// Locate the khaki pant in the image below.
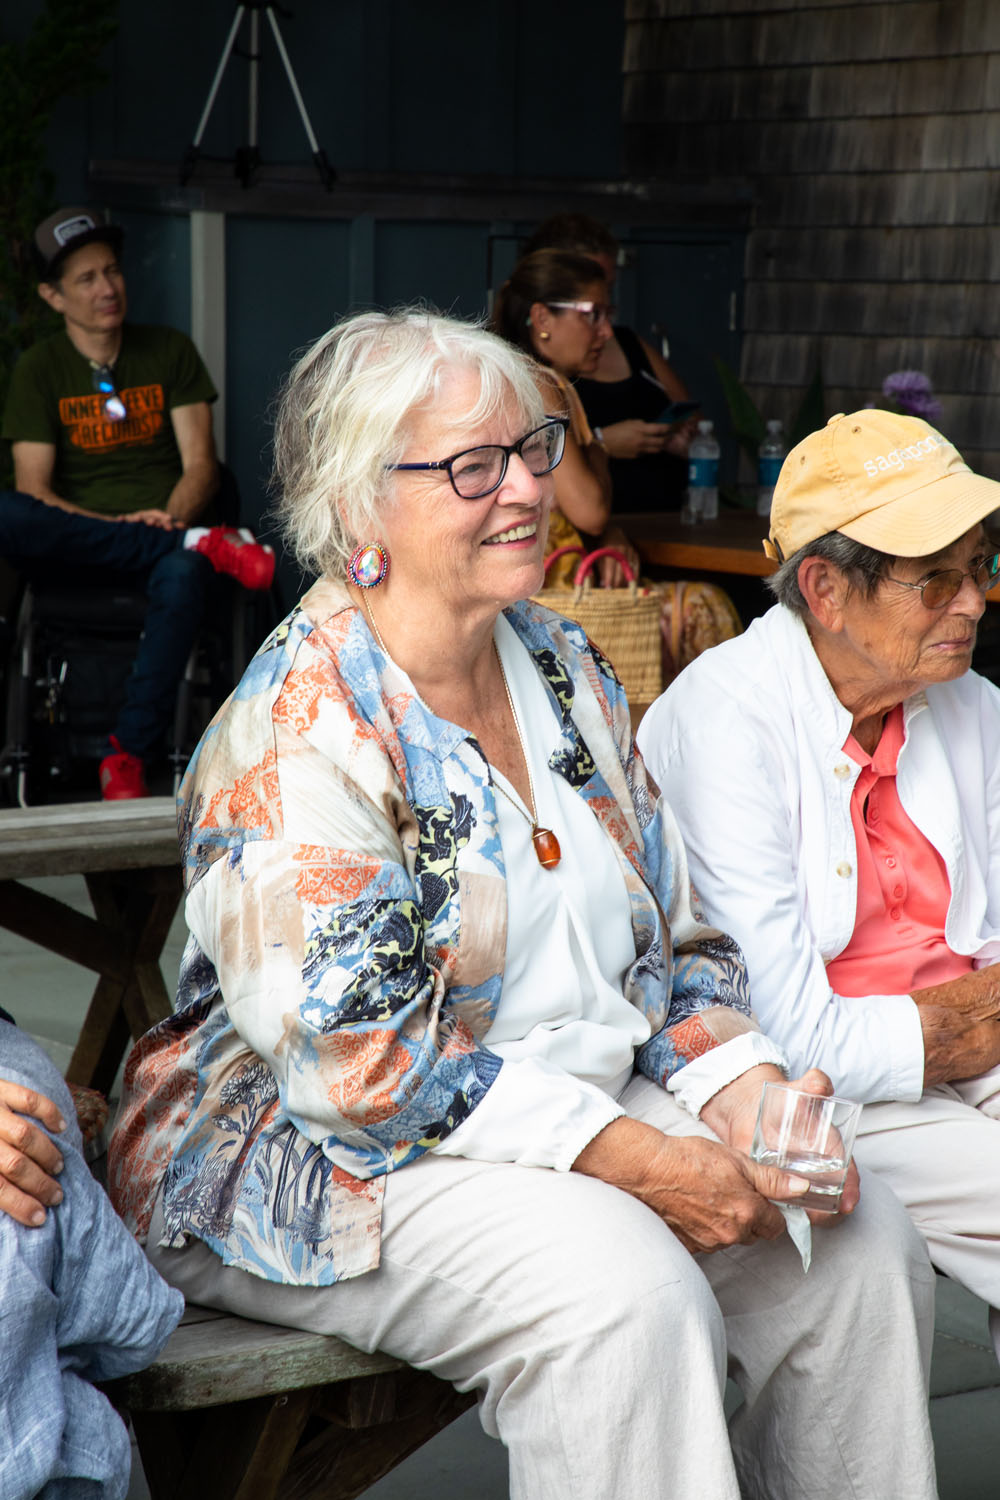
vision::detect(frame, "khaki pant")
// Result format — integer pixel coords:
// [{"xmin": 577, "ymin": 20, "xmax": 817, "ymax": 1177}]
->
[
  {"xmin": 856, "ymin": 1081, "xmax": 1000, "ymax": 1310},
  {"xmin": 148, "ymin": 1075, "xmax": 938, "ymax": 1500}
]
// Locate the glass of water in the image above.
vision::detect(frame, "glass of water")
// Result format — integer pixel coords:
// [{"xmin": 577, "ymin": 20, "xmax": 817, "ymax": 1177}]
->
[{"xmin": 750, "ymin": 1083, "xmax": 863, "ymax": 1213}]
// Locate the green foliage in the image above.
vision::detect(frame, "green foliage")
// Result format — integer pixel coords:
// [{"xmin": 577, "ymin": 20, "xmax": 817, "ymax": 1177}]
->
[
  {"xmin": 789, "ymin": 364, "xmax": 826, "ymax": 449},
  {"xmin": 714, "ymin": 355, "xmax": 766, "ymax": 467},
  {"xmin": 0, "ymin": 0, "xmax": 119, "ymax": 477},
  {"xmin": 713, "ymin": 355, "xmax": 826, "ymax": 461}
]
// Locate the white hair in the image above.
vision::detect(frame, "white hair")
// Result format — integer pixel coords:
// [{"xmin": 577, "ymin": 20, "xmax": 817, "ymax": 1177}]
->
[{"xmin": 272, "ymin": 307, "xmax": 547, "ymax": 578}]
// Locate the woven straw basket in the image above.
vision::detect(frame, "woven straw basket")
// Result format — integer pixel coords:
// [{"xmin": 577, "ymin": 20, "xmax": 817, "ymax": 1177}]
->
[{"xmin": 531, "ymin": 545, "xmax": 663, "ymax": 704}]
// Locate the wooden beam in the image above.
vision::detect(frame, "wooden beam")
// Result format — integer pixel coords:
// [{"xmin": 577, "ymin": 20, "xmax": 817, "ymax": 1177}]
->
[
  {"xmin": 0, "ymin": 881, "xmax": 127, "ymax": 978},
  {"xmin": 190, "ymin": 210, "xmax": 227, "ymax": 461}
]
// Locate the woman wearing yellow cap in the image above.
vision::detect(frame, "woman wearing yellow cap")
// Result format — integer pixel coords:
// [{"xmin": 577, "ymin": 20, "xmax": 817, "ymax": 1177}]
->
[{"xmin": 640, "ymin": 407, "xmax": 1000, "ymax": 1360}]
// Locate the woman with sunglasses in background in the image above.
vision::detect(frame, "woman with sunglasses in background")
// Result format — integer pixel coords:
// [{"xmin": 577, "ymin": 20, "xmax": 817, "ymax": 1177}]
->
[
  {"xmin": 494, "ymin": 249, "xmax": 742, "ymax": 676},
  {"xmin": 108, "ymin": 311, "xmax": 939, "ymax": 1500},
  {"xmin": 522, "ymin": 213, "xmax": 698, "ymax": 515},
  {"xmin": 492, "ymin": 248, "xmax": 627, "ymax": 584}
]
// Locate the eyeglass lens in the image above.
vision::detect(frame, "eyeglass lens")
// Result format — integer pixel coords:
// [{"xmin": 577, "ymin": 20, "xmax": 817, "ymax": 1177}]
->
[
  {"xmin": 922, "ymin": 554, "xmax": 1000, "ymax": 607},
  {"xmin": 450, "ymin": 423, "xmax": 565, "ymax": 499},
  {"xmin": 547, "ymin": 301, "xmax": 613, "ymax": 327}
]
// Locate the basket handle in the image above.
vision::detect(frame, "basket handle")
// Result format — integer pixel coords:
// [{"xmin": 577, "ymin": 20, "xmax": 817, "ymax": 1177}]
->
[
  {"xmin": 543, "ymin": 544, "xmax": 585, "ymax": 575},
  {"xmin": 573, "ymin": 547, "xmax": 636, "ymax": 587}
]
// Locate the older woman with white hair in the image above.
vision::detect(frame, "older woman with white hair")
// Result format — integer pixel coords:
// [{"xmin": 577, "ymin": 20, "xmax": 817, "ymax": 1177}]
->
[{"xmin": 110, "ymin": 313, "xmax": 938, "ymax": 1500}]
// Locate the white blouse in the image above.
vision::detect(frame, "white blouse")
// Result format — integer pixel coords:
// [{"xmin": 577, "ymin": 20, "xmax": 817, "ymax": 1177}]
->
[
  {"xmin": 429, "ymin": 616, "xmax": 783, "ymax": 1170},
  {"xmin": 434, "ymin": 615, "xmax": 644, "ymax": 1166}
]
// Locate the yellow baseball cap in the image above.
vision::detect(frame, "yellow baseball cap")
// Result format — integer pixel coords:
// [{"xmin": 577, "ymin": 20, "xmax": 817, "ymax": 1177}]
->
[{"xmin": 764, "ymin": 409, "xmax": 1000, "ymax": 561}]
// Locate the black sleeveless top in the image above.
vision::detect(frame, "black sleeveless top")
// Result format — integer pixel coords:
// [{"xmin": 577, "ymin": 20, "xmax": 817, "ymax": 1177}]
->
[{"xmin": 574, "ymin": 326, "xmax": 687, "ymax": 513}]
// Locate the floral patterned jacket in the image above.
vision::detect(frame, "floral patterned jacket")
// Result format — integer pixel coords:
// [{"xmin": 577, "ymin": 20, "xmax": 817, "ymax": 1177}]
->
[{"xmin": 109, "ymin": 577, "xmax": 755, "ymax": 1285}]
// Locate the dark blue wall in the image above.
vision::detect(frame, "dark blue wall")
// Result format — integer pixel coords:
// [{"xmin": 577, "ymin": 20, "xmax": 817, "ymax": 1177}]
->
[
  {"xmin": 12, "ymin": 2, "xmax": 745, "ymax": 606},
  {"xmin": 35, "ymin": 1, "xmax": 625, "ymax": 195}
]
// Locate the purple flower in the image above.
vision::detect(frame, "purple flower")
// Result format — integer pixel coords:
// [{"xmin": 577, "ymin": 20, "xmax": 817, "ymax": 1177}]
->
[{"xmin": 881, "ymin": 370, "xmax": 942, "ymax": 422}]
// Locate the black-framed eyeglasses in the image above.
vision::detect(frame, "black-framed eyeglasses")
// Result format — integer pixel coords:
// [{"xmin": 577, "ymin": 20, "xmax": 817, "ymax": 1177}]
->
[
  {"xmin": 885, "ymin": 551, "xmax": 1000, "ymax": 609},
  {"xmin": 91, "ymin": 363, "xmax": 127, "ymax": 422},
  {"xmin": 544, "ymin": 300, "xmax": 616, "ymax": 327},
  {"xmin": 389, "ymin": 417, "xmax": 568, "ymax": 500}
]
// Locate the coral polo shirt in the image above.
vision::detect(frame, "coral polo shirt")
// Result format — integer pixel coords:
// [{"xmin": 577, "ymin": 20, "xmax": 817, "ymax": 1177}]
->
[{"xmin": 825, "ymin": 704, "xmax": 974, "ymax": 998}]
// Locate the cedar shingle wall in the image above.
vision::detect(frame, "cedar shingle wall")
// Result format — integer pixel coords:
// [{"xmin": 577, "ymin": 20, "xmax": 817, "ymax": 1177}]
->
[{"xmin": 624, "ymin": 0, "xmax": 1000, "ymax": 474}]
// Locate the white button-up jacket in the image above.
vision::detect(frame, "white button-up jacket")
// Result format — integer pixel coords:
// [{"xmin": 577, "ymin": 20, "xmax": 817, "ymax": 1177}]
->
[{"xmin": 638, "ymin": 603, "xmax": 1000, "ymax": 1103}]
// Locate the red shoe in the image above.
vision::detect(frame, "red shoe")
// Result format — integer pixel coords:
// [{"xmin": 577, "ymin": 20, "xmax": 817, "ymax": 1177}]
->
[
  {"xmin": 190, "ymin": 526, "xmax": 275, "ymax": 591},
  {"xmin": 99, "ymin": 737, "xmax": 149, "ymax": 800}
]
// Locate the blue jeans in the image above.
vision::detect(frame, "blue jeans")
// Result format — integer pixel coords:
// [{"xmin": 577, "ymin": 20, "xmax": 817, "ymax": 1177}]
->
[{"xmin": 0, "ymin": 490, "xmax": 212, "ymax": 758}]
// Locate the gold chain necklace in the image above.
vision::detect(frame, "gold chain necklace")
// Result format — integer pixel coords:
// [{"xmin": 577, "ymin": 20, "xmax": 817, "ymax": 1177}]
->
[
  {"xmin": 493, "ymin": 644, "xmax": 561, "ymax": 871},
  {"xmin": 361, "ymin": 591, "xmax": 391, "ymax": 656},
  {"xmin": 362, "ymin": 594, "xmax": 560, "ymax": 871}
]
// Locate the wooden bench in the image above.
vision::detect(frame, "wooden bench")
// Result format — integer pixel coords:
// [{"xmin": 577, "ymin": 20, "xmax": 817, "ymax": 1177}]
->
[
  {"xmin": 102, "ymin": 1303, "xmax": 476, "ymax": 1500},
  {"xmin": 0, "ymin": 797, "xmax": 182, "ymax": 1093}
]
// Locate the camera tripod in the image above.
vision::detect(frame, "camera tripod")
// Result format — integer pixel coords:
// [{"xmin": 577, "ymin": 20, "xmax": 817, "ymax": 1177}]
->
[{"xmin": 180, "ymin": 3, "xmax": 334, "ymax": 189}]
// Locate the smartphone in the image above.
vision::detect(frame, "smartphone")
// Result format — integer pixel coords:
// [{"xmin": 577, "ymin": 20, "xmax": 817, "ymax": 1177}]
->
[{"xmin": 657, "ymin": 400, "xmax": 700, "ymax": 424}]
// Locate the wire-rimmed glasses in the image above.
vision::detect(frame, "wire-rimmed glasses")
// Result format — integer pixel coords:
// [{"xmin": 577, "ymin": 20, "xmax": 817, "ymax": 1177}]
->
[
  {"xmin": 389, "ymin": 417, "xmax": 568, "ymax": 500},
  {"xmin": 885, "ymin": 551, "xmax": 1000, "ymax": 608},
  {"xmin": 91, "ymin": 364, "xmax": 127, "ymax": 422}
]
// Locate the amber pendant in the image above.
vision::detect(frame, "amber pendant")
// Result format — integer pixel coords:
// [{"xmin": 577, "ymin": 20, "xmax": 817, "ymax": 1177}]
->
[{"xmin": 532, "ymin": 825, "xmax": 562, "ymax": 869}]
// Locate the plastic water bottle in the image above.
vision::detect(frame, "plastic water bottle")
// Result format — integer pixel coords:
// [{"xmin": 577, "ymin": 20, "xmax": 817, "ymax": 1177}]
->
[
  {"xmin": 683, "ymin": 420, "xmax": 720, "ymax": 523},
  {"xmin": 757, "ymin": 418, "xmax": 786, "ymax": 517}
]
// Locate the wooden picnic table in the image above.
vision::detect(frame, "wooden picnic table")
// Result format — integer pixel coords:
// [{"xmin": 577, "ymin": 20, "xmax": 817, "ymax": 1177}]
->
[
  {"xmin": 620, "ymin": 508, "xmax": 776, "ymax": 577},
  {"xmin": 0, "ymin": 797, "xmax": 181, "ymax": 1093}
]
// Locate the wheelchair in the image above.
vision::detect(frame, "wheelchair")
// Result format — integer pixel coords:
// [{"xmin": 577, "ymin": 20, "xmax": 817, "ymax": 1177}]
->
[
  {"xmin": 0, "ymin": 479, "xmax": 279, "ymax": 807},
  {"xmin": 0, "ymin": 566, "xmax": 273, "ymax": 807}
]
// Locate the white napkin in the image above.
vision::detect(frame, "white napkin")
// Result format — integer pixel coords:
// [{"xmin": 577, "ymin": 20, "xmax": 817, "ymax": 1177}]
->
[{"xmin": 778, "ymin": 1203, "xmax": 812, "ymax": 1272}]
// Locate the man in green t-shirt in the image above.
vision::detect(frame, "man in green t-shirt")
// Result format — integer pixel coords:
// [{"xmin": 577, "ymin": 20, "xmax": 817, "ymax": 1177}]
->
[{"xmin": 1, "ymin": 206, "xmax": 274, "ymax": 799}]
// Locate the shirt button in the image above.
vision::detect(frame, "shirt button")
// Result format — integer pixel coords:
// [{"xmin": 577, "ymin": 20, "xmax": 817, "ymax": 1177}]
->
[
  {"xmin": 885, "ymin": 856, "xmax": 897, "ymax": 868},
  {"xmin": 834, "ymin": 762, "xmax": 851, "ymax": 778},
  {"xmin": 893, "ymin": 885, "xmax": 904, "ymax": 899},
  {"xmin": 836, "ymin": 861, "xmax": 853, "ymax": 878},
  {"xmin": 890, "ymin": 907, "xmax": 901, "ymax": 920}
]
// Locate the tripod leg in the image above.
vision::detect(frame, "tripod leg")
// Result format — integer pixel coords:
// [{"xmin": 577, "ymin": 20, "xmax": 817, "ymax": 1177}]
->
[
  {"xmin": 181, "ymin": 4, "xmax": 246, "ymax": 183},
  {"xmin": 265, "ymin": 6, "xmax": 336, "ymax": 187},
  {"xmin": 236, "ymin": 5, "xmax": 261, "ymax": 185}
]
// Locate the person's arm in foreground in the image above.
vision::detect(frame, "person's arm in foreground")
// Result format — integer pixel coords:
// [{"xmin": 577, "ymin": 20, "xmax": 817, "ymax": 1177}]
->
[
  {"xmin": 912, "ymin": 967, "xmax": 1000, "ymax": 1085},
  {"xmin": 0, "ymin": 1077, "xmax": 67, "ymax": 1227},
  {"xmin": 573, "ymin": 1064, "xmax": 859, "ymax": 1253}
]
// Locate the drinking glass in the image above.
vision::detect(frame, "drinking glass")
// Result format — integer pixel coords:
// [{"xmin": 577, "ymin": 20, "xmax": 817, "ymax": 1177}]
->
[{"xmin": 749, "ymin": 1082, "xmax": 862, "ymax": 1213}]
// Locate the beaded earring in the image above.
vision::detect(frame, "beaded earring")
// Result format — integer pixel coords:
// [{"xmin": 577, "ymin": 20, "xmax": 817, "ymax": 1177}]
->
[{"xmin": 348, "ymin": 541, "xmax": 390, "ymax": 589}]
